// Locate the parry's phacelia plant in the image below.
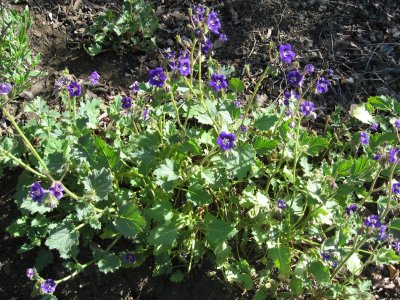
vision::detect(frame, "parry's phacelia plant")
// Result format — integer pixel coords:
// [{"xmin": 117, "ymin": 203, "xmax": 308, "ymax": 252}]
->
[
  {"xmin": 316, "ymin": 77, "xmax": 330, "ymax": 94},
  {"xmin": 41, "ymin": 279, "xmax": 56, "ymax": 294},
  {"xmin": 389, "ymin": 147, "xmax": 400, "ymax": 163},
  {"xmin": 369, "ymin": 122, "xmax": 379, "ymax": 132},
  {"xmin": 201, "ymin": 38, "xmax": 213, "ymax": 54},
  {"xmin": 207, "ymin": 11, "xmax": 221, "ymax": 34},
  {"xmin": 277, "ymin": 199, "xmax": 286, "ymax": 209},
  {"xmin": 67, "ymin": 81, "xmax": 82, "ymax": 97},
  {"xmin": 395, "ymin": 119, "xmax": 400, "ymax": 129},
  {"xmin": 149, "ymin": 67, "xmax": 167, "ymax": 88},
  {"xmin": 304, "ymin": 64, "xmax": 315, "ymax": 73},
  {"xmin": 179, "ymin": 58, "xmax": 191, "ymax": 76},
  {"xmin": 392, "ymin": 182, "xmax": 400, "ymax": 194},
  {"xmin": 29, "ymin": 182, "xmax": 46, "ymax": 204},
  {"xmin": 219, "ymin": 33, "xmax": 228, "ymax": 43},
  {"xmin": 279, "ymin": 44, "xmax": 296, "ymax": 64},
  {"xmin": 131, "ymin": 81, "xmax": 140, "ymax": 94},
  {"xmin": 209, "ymin": 73, "xmax": 228, "ymax": 92},
  {"xmin": 0, "ymin": 82, "xmax": 12, "ymax": 96},
  {"xmin": 360, "ymin": 131, "xmax": 369, "ymax": 145},
  {"xmin": 377, "ymin": 225, "xmax": 387, "ymax": 241},
  {"xmin": 54, "ymin": 76, "xmax": 70, "ymax": 91},
  {"xmin": 26, "ymin": 268, "xmax": 35, "ymax": 280},
  {"xmin": 216, "ymin": 131, "xmax": 236, "ymax": 151}
]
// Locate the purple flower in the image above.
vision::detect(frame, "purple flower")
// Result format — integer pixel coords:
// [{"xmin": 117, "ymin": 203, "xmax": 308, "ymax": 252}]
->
[
  {"xmin": 179, "ymin": 58, "xmax": 191, "ymax": 76},
  {"xmin": 29, "ymin": 182, "xmax": 46, "ymax": 204},
  {"xmin": 26, "ymin": 268, "xmax": 35, "ymax": 280},
  {"xmin": 67, "ymin": 81, "xmax": 81, "ymax": 97},
  {"xmin": 219, "ymin": 33, "xmax": 228, "ymax": 43},
  {"xmin": 88, "ymin": 71, "xmax": 100, "ymax": 85},
  {"xmin": 360, "ymin": 131, "xmax": 369, "ymax": 145},
  {"xmin": 389, "ymin": 148, "xmax": 400, "ymax": 163},
  {"xmin": 143, "ymin": 108, "xmax": 149, "ymax": 121},
  {"xmin": 216, "ymin": 131, "xmax": 236, "ymax": 151},
  {"xmin": 201, "ymin": 38, "xmax": 213, "ymax": 54},
  {"xmin": 345, "ymin": 204, "xmax": 357, "ymax": 216},
  {"xmin": 163, "ymin": 48, "xmax": 175, "ymax": 60},
  {"xmin": 279, "ymin": 44, "xmax": 296, "ymax": 63},
  {"xmin": 286, "ymin": 70, "xmax": 303, "ymax": 86},
  {"xmin": 121, "ymin": 96, "xmax": 132, "ymax": 110},
  {"xmin": 125, "ymin": 253, "xmax": 137, "ymax": 263},
  {"xmin": 208, "ymin": 11, "xmax": 222, "ymax": 35},
  {"xmin": 169, "ymin": 60, "xmax": 180, "ymax": 71},
  {"xmin": 321, "ymin": 252, "xmax": 331, "ymax": 261},
  {"xmin": 300, "ymin": 101, "xmax": 315, "ymax": 117},
  {"xmin": 392, "ymin": 182, "xmax": 400, "ymax": 194},
  {"xmin": 373, "ymin": 153, "xmax": 382, "ymax": 161},
  {"xmin": 277, "ymin": 199, "xmax": 286, "ymax": 209},
  {"xmin": 179, "ymin": 50, "xmax": 190, "ymax": 60},
  {"xmin": 395, "ymin": 240, "xmax": 400, "ymax": 253},
  {"xmin": 305, "ymin": 64, "xmax": 315, "ymax": 73},
  {"xmin": 240, "ymin": 125, "xmax": 247, "ymax": 133},
  {"xmin": 209, "ymin": 73, "xmax": 228, "ymax": 92},
  {"xmin": 284, "ymin": 90, "xmax": 299, "ymax": 105},
  {"xmin": 234, "ymin": 100, "xmax": 241, "ymax": 107},
  {"xmin": 192, "ymin": 5, "xmax": 205, "ymax": 23},
  {"xmin": 395, "ymin": 119, "xmax": 400, "ymax": 129},
  {"xmin": 49, "ymin": 182, "xmax": 64, "ymax": 200},
  {"xmin": 369, "ymin": 122, "xmax": 379, "ymax": 132},
  {"xmin": 327, "ymin": 69, "xmax": 334, "ymax": 76},
  {"xmin": 41, "ymin": 279, "xmax": 56, "ymax": 294},
  {"xmin": 148, "ymin": 67, "xmax": 167, "ymax": 88},
  {"xmin": 378, "ymin": 225, "xmax": 387, "ymax": 241},
  {"xmin": 364, "ymin": 215, "xmax": 381, "ymax": 228},
  {"xmin": 131, "ymin": 81, "xmax": 140, "ymax": 94},
  {"xmin": 54, "ymin": 76, "xmax": 70, "ymax": 91},
  {"xmin": 0, "ymin": 82, "xmax": 12, "ymax": 96},
  {"xmin": 331, "ymin": 261, "xmax": 338, "ymax": 268},
  {"xmin": 316, "ymin": 77, "xmax": 330, "ymax": 94}
]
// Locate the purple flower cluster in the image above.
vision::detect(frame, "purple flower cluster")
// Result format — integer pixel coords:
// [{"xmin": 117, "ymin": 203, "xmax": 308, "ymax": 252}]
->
[
  {"xmin": 369, "ymin": 122, "xmax": 379, "ymax": 132},
  {"xmin": 179, "ymin": 58, "xmax": 191, "ymax": 76},
  {"xmin": 29, "ymin": 181, "xmax": 64, "ymax": 205},
  {"xmin": 364, "ymin": 215, "xmax": 381, "ymax": 228},
  {"xmin": 148, "ymin": 67, "xmax": 167, "ymax": 88},
  {"xmin": 208, "ymin": 11, "xmax": 221, "ymax": 35},
  {"xmin": 192, "ymin": 5, "xmax": 205, "ymax": 24},
  {"xmin": 392, "ymin": 182, "xmax": 400, "ymax": 195},
  {"xmin": 395, "ymin": 119, "xmax": 400, "ymax": 129},
  {"xmin": 26, "ymin": 268, "xmax": 35, "ymax": 280},
  {"xmin": 217, "ymin": 131, "xmax": 236, "ymax": 151},
  {"xmin": 88, "ymin": 71, "xmax": 100, "ymax": 85},
  {"xmin": 209, "ymin": 74, "xmax": 228, "ymax": 92},
  {"xmin": 41, "ymin": 278, "xmax": 56, "ymax": 294},
  {"xmin": 201, "ymin": 38, "xmax": 213, "ymax": 54},
  {"xmin": 131, "ymin": 81, "xmax": 140, "ymax": 94},
  {"xmin": 316, "ymin": 77, "xmax": 330, "ymax": 94},
  {"xmin": 389, "ymin": 148, "xmax": 400, "ymax": 163},
  {"xmin": 360, "ymin": 131, "xmax": 369, "ymax": 145},
  {"xmin": 54, "ymin": 76, "xmax": 70, "ymax": 91},
  {"xmin": 121, "ymin": 96, "xmax": 132, "ymax": 110},
  {"xmin": 277, "ymin": 199, "xmax": 286, "ymax": 209},
  {"xmin": 283, "ymin": 90, "xmax": 299, "ymax": 106},
  {"xmin": 287, "ymin": 70, "xmax": 303, "ymax": 86},
  {"xmin": 0, "ymin": 82, "xmax": 12, "ymax": 96},
  {"xmin": 279, "ymin": 44, "xmax": 296, "ymax": 64},
  {"xmin": 304, "ymin": 64, "xmax": 315, "ymax": 73},
  {"xmin": 66, "ymin": 81, "xmax": 82, "ymax": 97},
  {"xmin": 300, "ymin": 101, "xmax": 315, "ymax": 117},
  {"xmin": 345, "ymin": 204, "xmax": 357, "ymax": 215}
]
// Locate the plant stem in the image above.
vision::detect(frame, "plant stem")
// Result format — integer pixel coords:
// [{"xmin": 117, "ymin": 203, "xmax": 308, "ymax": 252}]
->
[
  {"xmin": 0, "ymin": 147, "xmax": 46, "ymax": 178},
  {"xmin": 169, "ymin": 90, "xmax": 184, "ymax": 130}
]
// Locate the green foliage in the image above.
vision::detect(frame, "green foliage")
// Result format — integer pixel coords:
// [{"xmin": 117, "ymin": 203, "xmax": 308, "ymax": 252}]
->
[
  {"xmin": 85, "ymin": 0, "xmax": 158, "ymax": 56},
  {"xmin": 0, "ymin": 6, "xmax": 40, "ymax": 95}
]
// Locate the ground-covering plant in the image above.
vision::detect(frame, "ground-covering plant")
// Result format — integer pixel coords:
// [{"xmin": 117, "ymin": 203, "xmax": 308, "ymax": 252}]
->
[
  {"xmin": 2, "ymin": 5, "xmax": 400, "ymax": 299},
  {"xmin": 0, "ymin": 5, "xmax": 40, "ymax": 96},
  {"xmin": 85, "ymin": 0, "xmax": 158, "ymax": 56}
]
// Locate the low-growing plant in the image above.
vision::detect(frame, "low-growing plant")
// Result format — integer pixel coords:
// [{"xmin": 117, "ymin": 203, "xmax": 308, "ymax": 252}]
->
[
  {"xmin": 0, "ymin": 5, "xmax": 40, "ymax": 96},
  {"xmin": 85, "ymin": 0, "xmax": 158, "ymax": 56},
  {"xmin": 2, "ymin": 5, "xmax": 400, "ymax": 299}
]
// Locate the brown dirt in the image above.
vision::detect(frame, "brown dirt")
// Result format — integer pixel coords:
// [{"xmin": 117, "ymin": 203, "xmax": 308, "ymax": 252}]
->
[{"xmin": 1, "ymin": 0, "xmax": 400, "ymax": 299}]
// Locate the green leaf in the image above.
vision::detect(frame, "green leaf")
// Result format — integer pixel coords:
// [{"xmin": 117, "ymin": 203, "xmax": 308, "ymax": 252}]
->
[
  {"xmin": 187, "ymin": 182, "xmax": 212, "ymax": 205},
  {"xmin": 228, "ymin": 78, "xmax": 245, "ymax": 93},
  {"xmin": 350, "ymin": 104, "xmax": 374, "ymax": 124},
  {"xmin": 346, "ymin": 253, "xmax": 362, "ymax": 275},
  {"xmin": 216, "ymin": 144, "xmax": 256, "ymax": 180},
  {"xmin": 115, "ymin": 202, "xmax": 146, "ymax": 238},
  {"xmin": 205, "ymin": 214, "xmax": 238, "ymax": 245},
  {"xmin": 170, "ymin": 270, "xmax": 185, "ymax": 283},
  {"xmin": 389, "ymin": 219, "xmax": 400, "ymax": 239},
  {"xmin": 289, "ymin": 276, "xmax": 303, "ymax": 296},
  {"xmin": 375, "ymin": 248, "xmax": 400, "ymax": 264},
  {"xmin": 308, "ymin": 261, "xmax": 330, "ymax": 284},
  {"xmin": 97, "ymin": 252, "xmax": 121, "ymax": 274},
  {"xmin": 83, "ymin": 168, "xmax": 113, "ymax": 201},
  {"xmin": 253, "ymin": 137, "xmax": 278, "ymax": 155},
  {"xmin": 95, "ymin": 136, "xmax": 120, "ymax": 170},
  {"xmin": 268, "ymin": 245, "xmax": 291, "ymax": 278},
  {"xmin": 35, "ymin": 248, "xmax": 54, "ymax": 272},
  {"xmin": 254, "ymin": 115, "xmax": 278, "ymax": 131},
  {"xmin": 45, "ymin": 222, "xmax": 79, "ymax": 259},
  {"xmin": 154, "ymin": 159, "xmax": 180, "ymax": 190},
  {"xmin": 148, "ymin": 220, "xmax": 179, "ymax": 249},
  {"xmin": 367, "ymin": 95, "xmax": 393, "ymax": 111},
  {"xmin": 306, "ymin": 136, "xmax": 329, "ymax": 156},
  {"xmin": 351, "ymin": 157, "xmax": 376, "ymax": 180}
]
